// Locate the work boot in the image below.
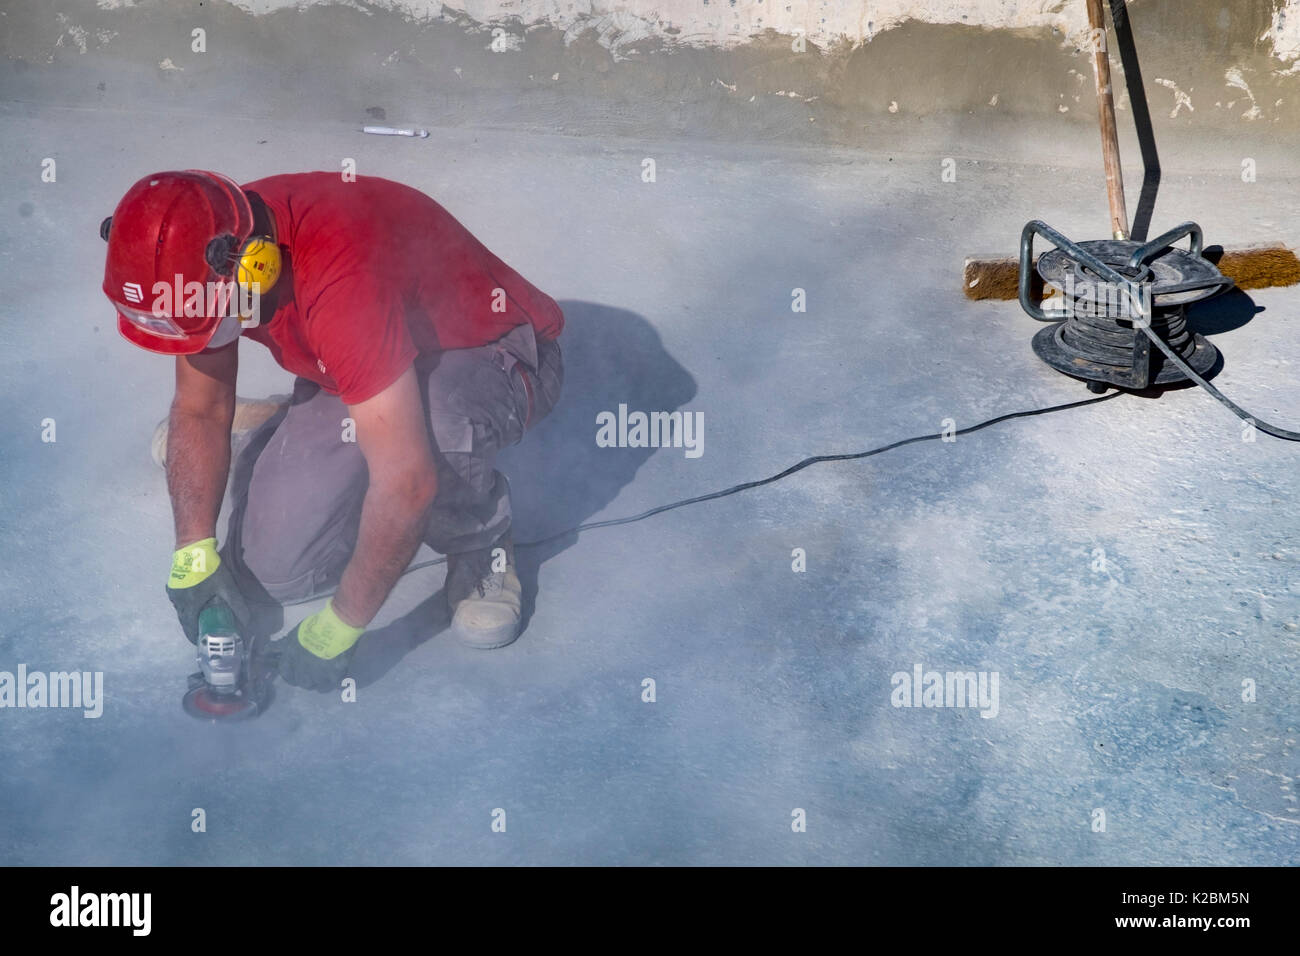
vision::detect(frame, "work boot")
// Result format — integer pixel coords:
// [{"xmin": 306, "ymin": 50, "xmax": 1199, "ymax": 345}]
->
[
  {"xmin": 445, "ymin": 535, "xmax": 522, "ymax": 649},
  {"xmin": 151, "ymin": 395, "xmax": 290, "ymax": 469}
]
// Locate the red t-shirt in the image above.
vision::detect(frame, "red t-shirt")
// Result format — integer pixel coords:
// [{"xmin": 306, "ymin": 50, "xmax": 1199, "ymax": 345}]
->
[{"xmin": 237, "ymin": 173, "xmax": 563, "ymax": 405}]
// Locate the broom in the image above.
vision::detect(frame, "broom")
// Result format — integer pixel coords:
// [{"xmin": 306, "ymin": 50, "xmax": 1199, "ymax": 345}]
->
[{"xmin": 962, "ymin": 0, "xmax": 1300, "ymax": 300}]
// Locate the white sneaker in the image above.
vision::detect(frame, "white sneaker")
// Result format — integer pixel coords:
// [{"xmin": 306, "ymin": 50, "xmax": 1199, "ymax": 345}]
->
[{"xmin": 446, "ymin": 539, "xmax": 523, "ymax": 649}]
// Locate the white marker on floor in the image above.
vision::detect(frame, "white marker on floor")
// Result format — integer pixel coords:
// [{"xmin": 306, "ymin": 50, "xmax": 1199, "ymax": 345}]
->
[{"xmin": 362, "ymin": 126, "xmax": 430, "ymax": 138}]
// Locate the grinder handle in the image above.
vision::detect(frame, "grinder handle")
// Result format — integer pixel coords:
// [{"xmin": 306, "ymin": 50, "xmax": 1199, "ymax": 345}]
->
[{"xmin": 198, "ymin": 601, "xmax": 237, "ymax": 638}]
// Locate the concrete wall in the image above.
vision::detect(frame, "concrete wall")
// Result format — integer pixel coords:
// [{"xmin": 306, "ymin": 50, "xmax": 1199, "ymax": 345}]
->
[
  {"xmin": 123, "ymin": 0, "xmax": 1300, "ymax": 64},
  {"xmin": 5, "ymin": 0, "xmax": 1300, "ymax": 153}
]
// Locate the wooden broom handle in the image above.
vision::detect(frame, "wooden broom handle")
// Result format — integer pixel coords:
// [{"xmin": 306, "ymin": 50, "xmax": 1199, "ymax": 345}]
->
[{"xmin": 1086, "ymin": 0, "xmax": 1129, "ymax": 240}]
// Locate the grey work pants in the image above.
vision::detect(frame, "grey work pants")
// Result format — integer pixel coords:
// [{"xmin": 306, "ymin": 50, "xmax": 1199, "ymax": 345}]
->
[{"xmin": 224, "ymin": 322, "xmax": 562, "ymax": 605}]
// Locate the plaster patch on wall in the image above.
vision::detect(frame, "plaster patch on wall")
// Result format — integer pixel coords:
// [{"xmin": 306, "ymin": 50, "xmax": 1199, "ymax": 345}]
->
[
  {"xmin": 1266, "ymin": 0, "xmax": 1300, "ymax": 72},
  {"xmin": 1225, "ymin": 67, "xmax": 1263, "ymax": 120},
  {"xmin": 54, "ymin": 14, "xmax": 117, "ymax": 55},
  {"xmin": 1154, "ymin": 77, "xmax": 1194, "ymax": 119},
  {"xmin": 1268, "ymin": 0, "xmax": 1300, "ymax": 59},
  {"xmin": 55, "ymin": 15, "xmax": 90, "ymax": 54},
  {"xmin": 562, "ymin": 11, "xmax": 659, "ymax": 61}
]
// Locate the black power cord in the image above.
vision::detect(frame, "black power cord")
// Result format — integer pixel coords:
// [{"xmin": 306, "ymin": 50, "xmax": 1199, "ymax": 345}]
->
[
  {"xmin": 1139, "ymin": 322, "xmax": 1300, "ymax": 441},
  {"xmin": 393, "ymin": 390, "xmax": 1125, "ymax": 580},
  {"xmin": 280, "ymin": 327, "xmax": 1297, "ymax": 611},
  {"xmin": 279, "ymin": 386, "xmax": 1123, "ymax": 609},
  {"xmin": 421, "ymin": 334, "xmax": 1300, "ymax": 570}
]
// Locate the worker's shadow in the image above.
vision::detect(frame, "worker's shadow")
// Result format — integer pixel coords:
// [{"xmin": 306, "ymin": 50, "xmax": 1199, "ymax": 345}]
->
[{"xmin": 349, "ymin": 300, "xmax": 698, "ymax": 686}]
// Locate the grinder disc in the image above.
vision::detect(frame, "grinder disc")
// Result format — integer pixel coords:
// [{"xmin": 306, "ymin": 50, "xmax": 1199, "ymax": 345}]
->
[{"xmin": 182, "ymin": 682, "xmax": 261, "ymax": 722}]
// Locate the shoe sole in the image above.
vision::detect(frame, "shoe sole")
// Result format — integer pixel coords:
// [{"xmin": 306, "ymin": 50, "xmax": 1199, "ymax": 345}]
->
[{"xmin": 449, "ymin": 620, "xmax": 521, "ymax": 650}]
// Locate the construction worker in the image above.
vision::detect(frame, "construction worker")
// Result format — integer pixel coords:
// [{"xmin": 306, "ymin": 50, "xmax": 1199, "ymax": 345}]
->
[{"xmin": 100, "ymin": 170, "xmax": 564, "ymax": 691}]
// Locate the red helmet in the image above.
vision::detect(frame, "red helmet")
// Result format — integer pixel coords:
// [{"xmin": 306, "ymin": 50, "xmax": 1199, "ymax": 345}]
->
[{"xmin": 101, "ymin": 170, "xmax": 255, "ymax": 354}]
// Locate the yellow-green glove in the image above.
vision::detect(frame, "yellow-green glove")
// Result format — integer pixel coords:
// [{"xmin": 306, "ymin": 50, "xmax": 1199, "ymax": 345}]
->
[
  {"xmin": 277, "ymin": 600, "xmax": 365, "ymax": 691},
  {"xmin": 165, "ymin": 538, "xmax": 250, "ymax": 645}
]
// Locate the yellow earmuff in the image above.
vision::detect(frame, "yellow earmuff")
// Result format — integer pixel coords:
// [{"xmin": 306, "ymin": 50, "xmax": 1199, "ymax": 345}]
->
[
  {"xmin": 234, "ymin": 236, "xmax": 282, "ymax": 294},
  {"xmin": 206, "ymin": 233, "xmax": 281, "ymax": 295}
]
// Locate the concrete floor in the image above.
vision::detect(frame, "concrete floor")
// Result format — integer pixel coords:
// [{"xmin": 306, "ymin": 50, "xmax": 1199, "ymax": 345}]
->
[{"xmin": 1, "ymin": 99, "xmax": 1298, "ymax": 864}]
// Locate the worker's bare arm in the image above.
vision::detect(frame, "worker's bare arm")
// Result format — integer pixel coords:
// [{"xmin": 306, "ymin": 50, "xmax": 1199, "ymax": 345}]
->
[
  {"xmin": 331, "ymin": 365, "xmax": 439, "ymax": 629},
  {"xmin": 168, "ymin": 341, "xmax": 238, "ymax": 548}
]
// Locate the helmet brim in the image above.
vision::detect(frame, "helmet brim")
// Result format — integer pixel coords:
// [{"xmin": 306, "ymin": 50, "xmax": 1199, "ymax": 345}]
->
[{"xmin": 117, "ymin": 312, "xmax": 216, "ymax": 355}]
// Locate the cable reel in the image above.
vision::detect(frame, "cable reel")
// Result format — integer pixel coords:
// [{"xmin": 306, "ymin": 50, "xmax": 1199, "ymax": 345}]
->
[{"xmin": 1018, "ymin": 220, "xmax": 1233, "ymax": 392}]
